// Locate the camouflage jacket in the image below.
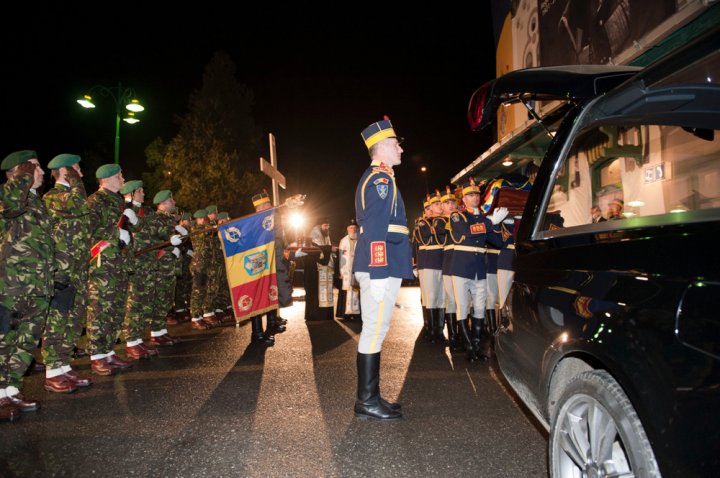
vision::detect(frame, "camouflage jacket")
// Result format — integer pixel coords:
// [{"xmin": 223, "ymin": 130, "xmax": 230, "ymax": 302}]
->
[
  {"xmin": 126, "ymin": 204, "xmax": 154, "ymax": 272},
  {"xmin": 150, "ymin": 209, "xmax": 179, "ymax": 272},
  {"xmin": 43, "ymin": 180, "xmax": 91, "ymax": 284},
  {"xmin": 0, "ymin": 174, "xmax": 55, "ymax": 298},
  {"xmin": 189, "ymin": 223, "xmax": 213, "ymax": 273},
  {"xmin": 86, "ymin": 187, "xmax": 128, "ymax": 267}
]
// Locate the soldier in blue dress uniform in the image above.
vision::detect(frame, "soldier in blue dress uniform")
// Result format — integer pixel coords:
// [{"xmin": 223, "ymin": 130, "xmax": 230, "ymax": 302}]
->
[
  {"xmin": 434, "ymin": 186, "xmax": 462, "ymax": 352},
  {"xmin": 352, "ymin": 117, "xmax": 414, "ymax": 421},
  {"xmin": 411, "ymin": 198, "xmax": 432, "ymax": 339},
  {"xmin": 449, "ymin": 178, "xmax": 508, "ymax": 362},
  {"xmin": 417, "ymin": 190, "xmax": 445, "ymax": 344}
]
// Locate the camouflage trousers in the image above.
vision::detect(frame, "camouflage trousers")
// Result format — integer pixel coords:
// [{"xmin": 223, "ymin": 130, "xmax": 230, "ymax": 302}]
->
[
  {"xmin": 42, "ymin": 278, "xmax": 86, "ymax": 370},
  {"xmin": 124, "ymin": 268, "xmax": 155, "ymax": 342},
  {"xmin": 86, "ymin": 261, "xmax": 128, "ymax": 356},
  {"xmin": 190, "ymin": 268, "xmax": 209, "ymax": 318},
  {"xmin": 213, "ymin": 267, "xmax": 231, "ymax": 311},
  {"xmin": 154, "ymin": 272, "xmax": 176, "ymax": 329},
  {"xmin": 203, "ymin": 264, "xmax": 223, "ymax": 314},
  {"xmin": 174, "ymin": 260, "xmax": 192, "ymax": 311},
  {"xmin": 0, "ymin": 295, "xmax": 50, "ymax": 388}
]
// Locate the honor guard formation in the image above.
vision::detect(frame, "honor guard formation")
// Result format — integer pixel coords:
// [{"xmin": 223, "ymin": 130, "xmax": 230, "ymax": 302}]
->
[{"xmin": 0, "ymin": 118, "xmax": 532, "ymax": 423}]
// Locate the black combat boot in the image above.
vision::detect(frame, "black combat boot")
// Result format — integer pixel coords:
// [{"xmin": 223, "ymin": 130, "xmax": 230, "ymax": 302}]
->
[
  {"xmin": 433, "ymin": 308, "xmax": 447, "ymax": 346},
  {"xmin": 471, "ymin": 316, "xmax": 484, "ymax": 349},
  {"xmin": 354, "ymin": 352, "xmax": 402, "ymax": 421},
  {"xmin": 458, "ymin": 318, "xmax": 480, "ymax": 362},
  {"xmin": 250, "ymin": 316, "xmax": 274, "ymax": 346},
  {"xmin": 475, "ymin": 316, "xmax": 492, "ymax": 360}
]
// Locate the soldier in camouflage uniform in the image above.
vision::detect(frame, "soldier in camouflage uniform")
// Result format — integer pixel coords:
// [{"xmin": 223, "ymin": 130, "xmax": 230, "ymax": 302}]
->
[
  {"xmin": 41, "ymin": 154, "xmax": 93, "ymax": 393},
  {"xmin": 0, "ymin": 150, "xmax": 53, "ymax": 421},
  {"xmin": 202, "ymin": 205, "xmax": 223, "ymax": 325},
  {"xmin": 148, "ymin": 189, "xmax": 186, "ymax": 346},
  {"xmin": 189, "ymin": 208, "xmax": 213, "ymax": 329},
  {"xmin": 171, "ymin": 212, "xmax": 193, "ymax": 324},
  {"xmin": 213, "ymin": 211, "xmax": 233, "ymax": 318},
  {"xmin": 119, "ymin": 180, "xmax": 158, "ymax": 360},
  {"xmin": 86, "ymin": 164, "xmax": 136, "ymax": 376}
]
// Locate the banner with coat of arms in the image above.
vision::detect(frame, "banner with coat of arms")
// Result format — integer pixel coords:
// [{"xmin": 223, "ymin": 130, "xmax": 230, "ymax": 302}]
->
[{"xmin": 218, "ymin": 209, "xmax": 278, "ymax": 321}]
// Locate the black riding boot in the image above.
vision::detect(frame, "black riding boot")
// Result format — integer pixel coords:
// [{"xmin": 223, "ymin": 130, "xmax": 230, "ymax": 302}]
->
[
  {"xmin": 473, "ymin": 316, "xmax": 491, "ymax": 360},
  {"xmin": 251, "ymin": 316, "xmax": 274, "ymax": 346},
  {"xmin": 354, "ymin": 352, "xmax": 402, "ymax": 421},
  {"xmin": 422, "ymin": 306, "xmax": 430, "ymax": 340},
  {"xmin": 458, "ymin": 318, "xmax": 480, "ymax": 362},
  {"xmin": 433, "ymin": 308, "xmax": 447, "ymax": 345},
  {"xmin": 486, "ymin": 309, "xmax": 497, "ymax": 337},
  {"xmin": 427, "ymin": 308, "xmax": 438, "ymax": 344},
  {"xmin": 446, "ymin": 313, "xmax": 463, "ymax": 352},
  {"xmin": 267, "ymin": 310, "xmax": 286, "ymax": 333}
]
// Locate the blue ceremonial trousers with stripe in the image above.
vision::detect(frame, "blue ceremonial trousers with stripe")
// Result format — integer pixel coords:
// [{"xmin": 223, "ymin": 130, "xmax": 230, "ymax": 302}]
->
[{"xmin": 353, "ymin": 160, "xmax": 414, "ymax": 280}]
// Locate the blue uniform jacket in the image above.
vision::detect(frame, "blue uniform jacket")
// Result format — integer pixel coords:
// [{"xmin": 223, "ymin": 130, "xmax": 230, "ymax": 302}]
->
[
  {"xmin": 353, "ymin": 160, "xmax": 414, "ymax": 280},
  {"xmin": 411, "ymin": 218, "xmax": 427, "ymax": 270},
  {"xmin": 497, "ymin": 219, "xmax": 516, "ymax": 271},
  {"xmin": 449, "ymin": 208, "xmax": 502, "ymax": 280},
  {"xmin": 432, "ymin": 216, "xmax": 454, "ymax": 275},
  {"xmin": 417, "ymin": 217, "xmax": 443, "ymax": 270}
]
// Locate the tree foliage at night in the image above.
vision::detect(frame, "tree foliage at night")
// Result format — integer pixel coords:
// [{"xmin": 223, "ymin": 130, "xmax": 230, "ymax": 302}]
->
[{"xmin": 142, "ymin": 51, "xmax": 267, "ymax": 217}]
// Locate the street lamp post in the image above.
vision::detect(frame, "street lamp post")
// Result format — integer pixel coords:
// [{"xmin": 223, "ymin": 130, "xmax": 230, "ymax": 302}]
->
[
  {"xmin": 420, "ymin": 166, "xmax": 429, "ymax": 194},
  {"xmin": 77, "ymin": 82, "xmax": 145, "ymax": 164}
]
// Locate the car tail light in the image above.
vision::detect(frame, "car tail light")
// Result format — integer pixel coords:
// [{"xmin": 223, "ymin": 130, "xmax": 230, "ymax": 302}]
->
[{"xmin": 467, "ymin": 80, "xmax": 493, "ymax": 131}]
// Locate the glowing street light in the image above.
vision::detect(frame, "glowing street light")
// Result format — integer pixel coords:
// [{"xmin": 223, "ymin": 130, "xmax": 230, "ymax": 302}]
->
[{"xmin": 77, "ymin": 82, "xmax": 145, "ymax": 164}]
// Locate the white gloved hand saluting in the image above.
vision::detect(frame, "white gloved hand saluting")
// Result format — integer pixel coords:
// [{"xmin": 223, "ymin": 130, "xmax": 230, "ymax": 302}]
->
[
  {"xmin": 370, "ymin": 278, "xmax": 389, "ymax": 303},
  {"xmin": 170, "ymin": 234, "xmax": 183, "ymax": 246},
  {"xmin": 123, "ymin": 208, "xmax": 138, "ymax": 226},
  {"xmin": 186, "ymin": 249, "xmax": 194, "ymax": 257},
  {"xmin": 119, "ymin": 229, "xmax": 131, "ymax": 245},
  {"xmin": 172, "ymin": 247, "xmax": 181, "ymax": 258},
  {"xmin": 175, "ymin": 225, "xmax": 188, "ymax": 236},
  {"xmin": 295, "ymin": 248, "xmax": 307, "ymax": 258},
  {"xmin": 488, "ymin": 207, "xmax": 509, "ymax": 225}
]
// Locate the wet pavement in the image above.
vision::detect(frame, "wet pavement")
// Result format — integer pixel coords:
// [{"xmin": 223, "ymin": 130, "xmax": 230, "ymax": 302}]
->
[{"xmin": 1, "ymin": 287, "xmax": 548, "ymax": 477}]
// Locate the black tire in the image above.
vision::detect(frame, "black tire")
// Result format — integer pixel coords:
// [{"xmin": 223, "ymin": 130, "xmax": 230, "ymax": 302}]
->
[{"xmin": 549, "ymin": 370, "xmax": 661, "ymax": 478}]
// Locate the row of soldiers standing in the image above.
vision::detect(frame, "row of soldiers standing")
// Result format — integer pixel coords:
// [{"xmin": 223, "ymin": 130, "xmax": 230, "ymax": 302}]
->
[
  {"xmin": 0, "ymin": 150, "xmax": 234, "ymax": 423},
  {"xmin": 412, "ymin": 179, "xmax": 515, "ymax": 362}
]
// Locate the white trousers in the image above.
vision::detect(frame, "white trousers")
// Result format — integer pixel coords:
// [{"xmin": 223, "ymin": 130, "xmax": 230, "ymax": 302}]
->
[
  {"xmin": 452, "ymin": 275, "xmax": 487, "ymax": 320},
  {"xmin": 497, "ymin": 268, "xmax": 515, "ymax": 308},
  {"xmin": 486, "ymin": 272, "xmax": 498, "ymax": 311},
  {"xmin": 442, "ymin": 275, "xmax": 456, "ymax": 313},
  {"xmin": 355, "ymin": 272, "xmax": 402, "ymax": 354},
  {"xmin": 419, "ymin": 268, "xmax": 444, "ymax": 309}
]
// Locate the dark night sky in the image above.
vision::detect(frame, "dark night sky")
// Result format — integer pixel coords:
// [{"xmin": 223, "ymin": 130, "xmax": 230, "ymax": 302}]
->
[{"xmin": 1, "ymin": 2, "xmax": 497, "ymax": 241}]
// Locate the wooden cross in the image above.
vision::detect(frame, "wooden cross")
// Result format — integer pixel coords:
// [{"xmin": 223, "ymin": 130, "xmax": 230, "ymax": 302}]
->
[{"xmin": 260, "ymin": 133, "xmax": 286, "ymax": 206}]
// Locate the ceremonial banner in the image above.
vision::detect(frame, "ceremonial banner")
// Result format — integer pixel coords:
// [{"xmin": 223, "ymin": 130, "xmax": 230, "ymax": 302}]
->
[{"xmin": 218, "ymin": 209, "xmax": 278, "ymax": 321}]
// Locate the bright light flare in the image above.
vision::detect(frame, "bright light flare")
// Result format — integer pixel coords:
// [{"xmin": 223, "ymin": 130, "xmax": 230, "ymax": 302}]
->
[{"xmin": 289, "ymin": 212, "xmax": 305, "ymax": 229}]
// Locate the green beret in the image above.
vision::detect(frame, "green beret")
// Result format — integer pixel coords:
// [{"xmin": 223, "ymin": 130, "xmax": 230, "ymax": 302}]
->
[
  {"xmin": 96, "ymin": 163, "xmax": 122, "ymax": 179},
  {"xmin": 205, "ymin": 205, "xmax": 218, "ymax": 213},
  {"xmin": 119, "ymin": 180, "xmax": 143, "ymax": 195},
  {"xmin": 153, "ymin": 189, "xmax": 173, "ymax": 205},
  {"xmin": 47, "ymin": 154, "xmax": 81, "ymax": 170},
  {"xmin": 1, "ymin": 150, "xmax": 37, "ymax": 171},
  {"xmin": 217, "ymin": 212, "xmax": 229, "ymax": 220},
  {"xmin": 181, "ymin": 212, "xmax": 192, "ymax": 220},
  {"xmin": 193, "ymin": 209, "xmax": 208, "ymax": 219}
]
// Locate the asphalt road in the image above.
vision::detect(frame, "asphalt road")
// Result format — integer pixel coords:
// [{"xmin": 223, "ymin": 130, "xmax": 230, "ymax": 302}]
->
[{"xmin": 1, "ymin": 287, "xmax": 548, "ymax": 477}]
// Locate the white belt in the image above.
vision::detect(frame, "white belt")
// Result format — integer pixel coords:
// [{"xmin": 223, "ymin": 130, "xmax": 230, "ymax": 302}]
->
[
  {"xmin": 360, "ymin": 225, "xmax": 409, "ymax": 235},
  {"xmin": 486, "ymin": 249, "xmax": 500, "ymax": 254},
  {"xmin": 454, "ymin": 245, "xmax": 488, "ymax": 253},
  {"xmin": 506, "ymin": 244, "xmax": 515, "ymax": 250}
]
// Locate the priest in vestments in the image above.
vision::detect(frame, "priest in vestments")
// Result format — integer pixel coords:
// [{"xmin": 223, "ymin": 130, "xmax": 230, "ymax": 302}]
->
[
  {"xmin": 335, "ymin": 219, "xmax": 361, "ymax": 320},
  {"xmin": 298, "ymin": 218, "xmax": 335, "ymax": 320}
]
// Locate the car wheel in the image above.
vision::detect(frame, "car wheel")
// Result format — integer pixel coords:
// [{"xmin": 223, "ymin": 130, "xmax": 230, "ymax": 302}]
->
[{"xmin": 549, "ymin": 370, "xmax": 660, "ymax": 478}]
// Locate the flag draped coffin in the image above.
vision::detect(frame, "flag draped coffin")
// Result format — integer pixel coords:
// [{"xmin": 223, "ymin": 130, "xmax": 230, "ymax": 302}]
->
[{"xmin": 218, "ymin": 209, "xmax": 278, "ymax": 321}]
